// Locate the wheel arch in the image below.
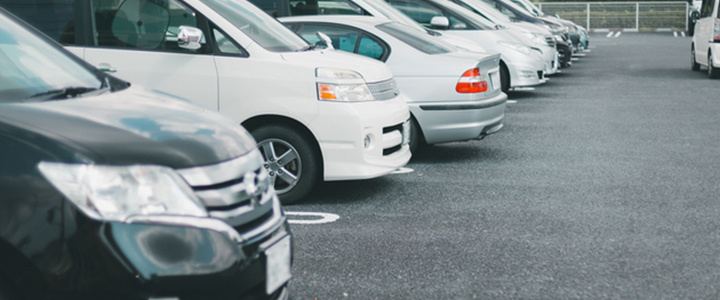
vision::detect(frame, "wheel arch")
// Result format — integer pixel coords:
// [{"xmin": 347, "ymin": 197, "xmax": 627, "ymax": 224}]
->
[{"xmin": 241, "ymin": 115, "xmax": 324, "ymax": 176}]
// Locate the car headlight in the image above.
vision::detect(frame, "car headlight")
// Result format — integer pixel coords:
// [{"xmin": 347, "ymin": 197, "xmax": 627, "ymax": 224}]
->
[
  {"xmin": 38, "ymin": 162, "xmax": 207, "ymax": 222},
  {"xmin": 521, "ymin": 32, "xmax": 546, "ymax": 46},
  {"xmin": 316, "ymin": 68, "xmax": 374, "ymax": 102},
  {"xmin": 498, "ymin": 41, "xmax": 531, "ymax": 55}
]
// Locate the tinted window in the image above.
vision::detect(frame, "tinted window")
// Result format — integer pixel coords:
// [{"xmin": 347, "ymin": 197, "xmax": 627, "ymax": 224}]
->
[
  {"xmin": 0, "ymin": 0, "xmax": 77, "ymax": 45},
  {"xmin": 92, "ymin": 0, "xmax": 204, "ymax": 52},
  {"xmin": 0, "ymin": 12, "xmax": 105, "ymax": 102},
  {"xmin": 377, "ymin": 22, "xmax": 453, "ymax": 54},
  {"xmin": 294, "ymin": 23, "xmax": 386, "ymax": 60}
]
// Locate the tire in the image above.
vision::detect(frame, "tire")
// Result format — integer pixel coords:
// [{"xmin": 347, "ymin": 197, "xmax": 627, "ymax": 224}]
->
[
  {"xmin": 409, "ymin": 117, "xmax": 423, "ymax": 154},
  {"xmin": 709, "ymin": 52, "xmax": 720, "ymax": 79},
  {"xmin": 250, "ymin": 125, "xmax": 320, "ymax": 205},
  {"xmin": 691, "ymin": 45, "xmax": 700, "ymax": 71},
  {"xmin": 499, "ymin": 62, "xmax": 510, "ymax": 93}
]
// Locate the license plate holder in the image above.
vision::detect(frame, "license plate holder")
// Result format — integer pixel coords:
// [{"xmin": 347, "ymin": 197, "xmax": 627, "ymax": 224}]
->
[{"xmin": 265, "ymin": 235, "xmax": 291, "ymax": 294}]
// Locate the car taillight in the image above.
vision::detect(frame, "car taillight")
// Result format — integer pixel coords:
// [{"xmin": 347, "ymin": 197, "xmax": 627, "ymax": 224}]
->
[
  {"xmin": 456, "ymin": 68, "xmax": 488, "ymax": 93},
  {"xmin": 714, "ymin": 18, "xmax": 720, "ymax": 42}
]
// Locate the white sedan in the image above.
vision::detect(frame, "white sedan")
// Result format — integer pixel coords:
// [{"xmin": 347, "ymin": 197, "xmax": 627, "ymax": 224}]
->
[{"xmin": 281, "ymin": 15, "xmax": 508, "ymax": 152}]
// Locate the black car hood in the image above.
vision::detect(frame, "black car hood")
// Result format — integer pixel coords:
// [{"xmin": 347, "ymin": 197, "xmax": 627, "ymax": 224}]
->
[{"xmin": 0, "ymin": 86, "xmax": 256, "ymax": 169}]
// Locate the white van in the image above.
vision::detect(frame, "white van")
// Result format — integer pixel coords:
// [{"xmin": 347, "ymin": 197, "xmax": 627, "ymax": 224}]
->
[
  {"xmin": 691, "ymin": 0, "xmax": 720, "ymax": 78},
  {"xmin": 1, "ymin": 0, "xmax": 412, "ymax": 204}
]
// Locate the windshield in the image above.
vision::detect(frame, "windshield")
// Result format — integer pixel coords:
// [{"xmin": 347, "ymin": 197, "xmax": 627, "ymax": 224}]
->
[
  {"xmin": 201, "ymin": 0, "xmax": 310, "ymax": 52},
  {"xmin": 438, "ymin": 0, "xmax": 496, "ymax": 30},
  {"xmin": 363, "ymin": 0, "xmax": 427, "ymax": 32},
  {"xmin": 460, "ymin": 0, "xmax": 512, "ymax": 23},
  {"xmin": 0, "ymin": 13, "xmax": 105, "ymax": 103},
  {"xmin": 377, "ymin": 22, "xmax": 454, "ymax": 54}
]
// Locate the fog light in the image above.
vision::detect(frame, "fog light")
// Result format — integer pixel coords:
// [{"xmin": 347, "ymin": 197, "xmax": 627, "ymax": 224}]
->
[{"xmin": 364, "ymin": 135, "xmax": 371, "ymax": 149}]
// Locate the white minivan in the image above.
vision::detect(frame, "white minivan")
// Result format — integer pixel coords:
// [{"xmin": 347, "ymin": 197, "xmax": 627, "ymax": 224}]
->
[
  {"xmin": 691, "ymin": 0, "xmax": 720, "ymax": 78},
  {"xmin": 1, "ymin": 0, "xmax": 412, "ymax": 204}
]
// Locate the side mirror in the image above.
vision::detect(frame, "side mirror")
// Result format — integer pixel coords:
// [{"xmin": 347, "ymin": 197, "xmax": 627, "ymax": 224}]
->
[
  {"xmin": 316, "ymin": 32, "xmax": 334, "ymax": 50},
  {"xmin": 430, "ymin": 16, "xmax": 450, "ymax": 29},
  {"xmin": 178, "ymin": 26, "xmax": 205, "ymax": 50}
]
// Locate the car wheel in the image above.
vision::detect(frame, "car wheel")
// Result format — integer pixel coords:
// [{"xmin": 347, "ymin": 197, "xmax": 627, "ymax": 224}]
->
[
  {"xmin": 709, "ymin": 52, "xmax": 720, "ymax": 79},
  {"xmin": 251, "ymin": 125, "xmax": 320, "ymax": 205},
  {"xmin": 409, "ymin": 117, "xmax": 423, "ymax": 154},
  {"xmin": 500, "ymin": 63, "xmax": 510, "ymax": 93},
  {"xmin": 691, "ymin": 45, "xmax": 700, "ymax": 71}
]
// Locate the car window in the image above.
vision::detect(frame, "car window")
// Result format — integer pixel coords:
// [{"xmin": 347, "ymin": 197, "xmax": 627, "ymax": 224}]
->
[
  {"xmin": 92, "ymin": 0, "xmax": 205, "ymax": 52},
  {"xmin": 294, "ymin": 23, "xmax": 386, "ymax": 60},
  {"xmin": 212, "ymin": 27, "xmax": 248, "ymax": 56},
  {"xmin": 388, "ymin": 0, "xmax": 445, "ymax": 28},
  {"xmin": 288, "ymin": 0, "xmax": 366, "ymax": 15},
  {"xmin": 0, "ymin": 0, "xmax": 78, "ymax": 45},
  {"xmin": 699, "ymin": 0, "xmax": 713, "ymax": 17}
]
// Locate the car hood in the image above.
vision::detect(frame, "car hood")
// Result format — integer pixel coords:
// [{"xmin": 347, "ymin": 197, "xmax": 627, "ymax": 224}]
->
[
  {"xmin": 0, "ymin": 86, "xmax": 256, "ymax": 168},
  {"xmin": 281, "ymin": 49, "xmax": 395, "ymax": 82}
]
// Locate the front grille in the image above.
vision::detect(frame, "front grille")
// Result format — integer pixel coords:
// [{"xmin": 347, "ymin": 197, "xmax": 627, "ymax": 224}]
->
[
  {"xmin": 176, "ymin": 151, "xmax": 279, "ymax": 240},
  {"xmin": 367, "ymin": 78, "xmax": 399, "ymax": 100}
]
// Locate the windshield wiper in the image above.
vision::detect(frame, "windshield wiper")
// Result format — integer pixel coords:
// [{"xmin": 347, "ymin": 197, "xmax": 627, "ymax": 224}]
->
[
  {"xmin": 25, "ymin": 86, "xmax": 102, "ymax": 101},
  {"xmin": 296, "ymin": 44, "xmax": 318, "ymax": 51}
]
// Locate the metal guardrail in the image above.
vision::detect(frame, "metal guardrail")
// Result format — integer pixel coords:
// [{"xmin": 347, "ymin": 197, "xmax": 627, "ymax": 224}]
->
[{"xmin": 537, "ymin": 2, "xmax": 689, "ymax": 32}]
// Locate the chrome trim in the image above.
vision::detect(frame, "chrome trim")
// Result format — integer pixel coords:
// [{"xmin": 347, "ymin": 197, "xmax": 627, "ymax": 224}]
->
[
  {"xmin": 240, "ymin": 196, "xmax": 285, "ymax": 243},
  {"xmin": 367, "ymin": 79, "xmax": 399, "ymax": 101},
  {"xmin": 194, "ymin": 168, "xmax": 270, "ymax": 207},
  {"xmin": 125, "ymin": 215, "xmax": 245, "ymax": 243},
  {"xmin": 176, "ymin": 150, "xmax": 264, "ymax": 187}
]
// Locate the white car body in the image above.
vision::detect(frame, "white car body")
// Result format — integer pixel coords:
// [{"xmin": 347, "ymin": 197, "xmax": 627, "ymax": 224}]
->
[
  {"xmin": 385, "ymin": 0, "xmax": 547, "ymax": 91},
  {"xmin": 58, "ymin": 0, "xmax": 412, "ymax": 203},
  {"xmin": 691, "ymin": 0, "xmax": 720, "ymax": 78},
  {"xmin": 281, "ymin": 15, "xmax": 507, "ymax": 148},
  {"xmin": 446, "ymin": 0, "xmax": 559, "ymax": 75}
]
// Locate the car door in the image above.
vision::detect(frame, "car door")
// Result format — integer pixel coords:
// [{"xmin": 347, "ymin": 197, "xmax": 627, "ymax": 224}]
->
[{"xmin": 83, "ymin": 0, "xmax": 219, "ymax": 110}]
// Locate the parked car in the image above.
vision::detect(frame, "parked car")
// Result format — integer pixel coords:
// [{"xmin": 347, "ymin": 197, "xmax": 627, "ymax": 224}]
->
[
  {"xmin": 250, "ymin": 0, "xmax": 492, "ymax": 55},
  {"xmin": 384, "ymin": 0, "xmax": 548, "ymax": 92},
  {"xmin": 0, "ymin": 7, "xmax": 291, "ymax": 299},
  {"xmin": 691, "ymin": 0, "xmax": 720, "ymax": 78},
  {"xmin": 0, "ymin": 0, "xmax": 412, "ymax": 204},
  {"xmin": 477, "ymin": 0, "xmax": 573, "ymax": 67},
  {"xmin": 443, "ymin": 0, "xmax": 559, "ymax": 75},
  {"xmin": 282, "ymin": 15, "xmax": 507, "ymax": 151}
]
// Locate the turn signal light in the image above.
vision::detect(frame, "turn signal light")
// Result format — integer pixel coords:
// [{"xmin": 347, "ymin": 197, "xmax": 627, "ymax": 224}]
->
[{"xmin": 456, "ymin": 68, "xmax": 488, "ymax": 93}]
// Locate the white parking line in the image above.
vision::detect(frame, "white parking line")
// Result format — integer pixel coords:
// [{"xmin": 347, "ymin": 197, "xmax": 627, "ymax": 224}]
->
[
  {"xmin": 285, "ymin": 211, "xmax": 340, "ymax": 225},
  {"xmin": 606, "ymin": 32, "xmax": 614, "ymax": 38},
  {"xmin": 391, "ymin": 167, "xmax": 414, "ymax": 174},
  {"xmin": 507, "ymin": 100, "xmax": 517, "ymax": 104},
  {"xmin": 511, "ymin": 87, "xmax": 536, "ymax": 92},
  {"xmin": 614, "ymin": 31, "xmax": 622, "ymax": 38}
]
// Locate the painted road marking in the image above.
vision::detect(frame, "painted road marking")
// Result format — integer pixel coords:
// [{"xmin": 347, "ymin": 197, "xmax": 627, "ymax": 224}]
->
[
  {"xmin": 286, "ymin": 211, "xmax": 340, "ymax": 225},
  {"xmin": 391, "ymin": 167, "xmax": 414, "ymax": 174}
]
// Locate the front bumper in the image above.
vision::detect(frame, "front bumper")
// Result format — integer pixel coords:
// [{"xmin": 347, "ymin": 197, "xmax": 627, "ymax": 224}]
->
[{"xmin": 311, "ymin": 95, "xmax": 411, "ymax": 181}]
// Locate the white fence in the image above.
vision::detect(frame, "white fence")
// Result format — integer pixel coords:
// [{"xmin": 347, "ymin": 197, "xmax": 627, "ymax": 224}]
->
[{"xmin": 537, "ymin": 2, "xmax": 689, "ymax": 32}]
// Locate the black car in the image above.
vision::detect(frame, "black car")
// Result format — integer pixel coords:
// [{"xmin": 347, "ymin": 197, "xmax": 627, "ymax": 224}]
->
[{"xmin": 0, "ymin": 8, "xmax": 291, "ymax": 300}]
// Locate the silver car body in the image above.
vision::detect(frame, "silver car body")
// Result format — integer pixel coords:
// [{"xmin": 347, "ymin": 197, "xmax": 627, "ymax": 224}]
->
[{"xmin": 282, "ymin": 15, "xmax": 507, "ymax": 145}]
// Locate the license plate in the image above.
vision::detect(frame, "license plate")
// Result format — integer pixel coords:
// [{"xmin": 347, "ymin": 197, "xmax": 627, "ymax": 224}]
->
[
  {"xmin": 490, "ymin": 72, "xmax": 500, "ymax": 91},
  {"xmin": 265, "ymin": 235, "xmax": 291, "ymax": 294}
]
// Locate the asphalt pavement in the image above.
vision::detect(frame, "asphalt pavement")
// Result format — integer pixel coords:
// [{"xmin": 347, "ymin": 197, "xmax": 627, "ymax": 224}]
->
[{"xmin": 284, "ymin": 32, "xmax": 720, "ymax": 299}]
